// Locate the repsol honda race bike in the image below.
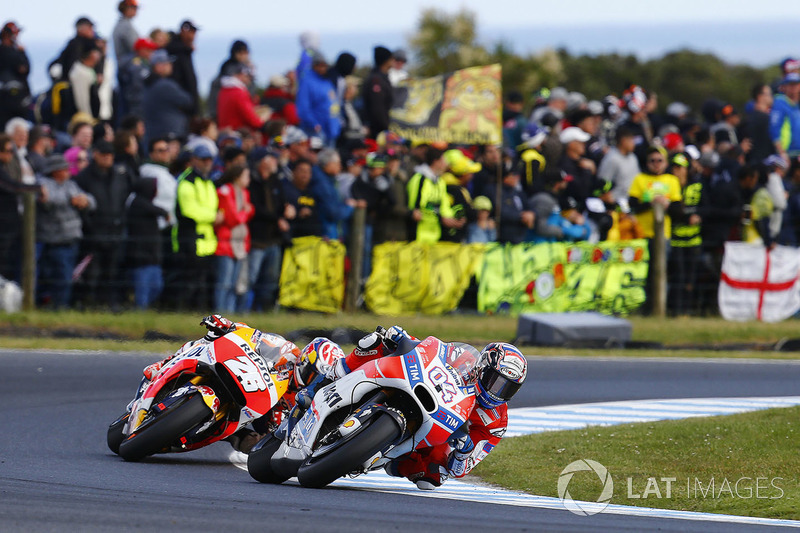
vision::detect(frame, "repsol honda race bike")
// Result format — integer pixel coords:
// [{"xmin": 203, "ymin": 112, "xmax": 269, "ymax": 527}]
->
[
  {"xmin": 247, "ymin": 334, "xmax": 479, "ymax": 488},
  {"xmin": 107, "ymin": 327, "xmax": 293, "ymax": 462}
]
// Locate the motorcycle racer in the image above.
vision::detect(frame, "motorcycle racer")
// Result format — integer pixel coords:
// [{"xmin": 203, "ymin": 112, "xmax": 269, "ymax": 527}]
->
[
  {"xmin": 135, "ymin": 315, "xmax": 343, "ymax": 453},
  {"xmin": 293, "ymin": 326, "xmax": 528, "ymax": 490}
]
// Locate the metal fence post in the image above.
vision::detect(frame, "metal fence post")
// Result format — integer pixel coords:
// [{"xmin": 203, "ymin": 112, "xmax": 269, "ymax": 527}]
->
[
  {"xmin": 345, "ymin": 206, "xmax": 366, "ymax": 312},
  {"xmin": 21, "ymin": 191, "xmax": 36, "ymax": 311},
  {"xmin": 652, "ymin": 202, "xmax": 667, "ymax": 317}
]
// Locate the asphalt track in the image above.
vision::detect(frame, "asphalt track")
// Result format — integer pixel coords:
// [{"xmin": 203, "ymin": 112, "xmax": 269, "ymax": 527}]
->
[{"xmin": 1, "ymin": 349, "xmax": 799, "ymax": 532}]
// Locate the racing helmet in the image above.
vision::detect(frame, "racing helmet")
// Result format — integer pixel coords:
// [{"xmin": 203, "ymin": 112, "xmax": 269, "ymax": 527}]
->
[
  {"xmin": 295, "ymin": 337, "xmax": 345, "ymax": 387},
  {"xmin": 475, "ymin": 342, "xmax": 527, "ymax": 409}
]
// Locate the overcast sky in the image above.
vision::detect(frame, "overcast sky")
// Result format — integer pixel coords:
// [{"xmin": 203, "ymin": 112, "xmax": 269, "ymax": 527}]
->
[{"xmin": 7, "ymin": 0, "xmax": 800, "ymax": 41}]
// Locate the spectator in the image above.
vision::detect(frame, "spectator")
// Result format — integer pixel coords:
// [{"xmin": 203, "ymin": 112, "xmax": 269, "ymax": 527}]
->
[
  {"xmin": 208, "ymin": 39, "xmax": 253, "ymax": 120},
  {"xmin": 149, "ymin": 28, "xmax": 169, "ymax": 48},
  {"xmin": 441, "ymin": 149, "xmax": 481, "ymax": 243},
  {"xmin": 126, "ymin": 168, "xmax": 168, "ymax": 309},
  {"xmin": 376, "ymin": 149, "xmax": 411, "ymax": 243},
  {"xmin": 0, "ymin": 134, "xmax": 41, "ymax": 281},
  {"xmin": 743, "ymin": 83, "xmax": 774, "ymax": 163},
  {"xmin": 327, "ymin": 52, "xmax": 357, "ymax": 106},
  {"xmin": 68, "ymin": 45, "xmax": 101, "ymax": 119},
  {"xmin": 0, "ymin": 21, "xmax": 31, "ymax": 127},
  {"xmin": 361, "ymin": 46, "xmax": 394, "ymax": 138},
  {"xmin": 597, "ymin": 125, "xmax": 640, "ymax": 203},
  {"xmin": 48, "ymin": 16, "xmax": 97, "ymax": 82},
  {"xmin": 283, "ymin": 159, "xmax": 322, "ymax": 238},
  {"xmin": 628, "ymin": 145, "xmax": 683, "ymax": 313},
  {"xmin": 559, "ymin": 126, "xmax": 596, "ymax": 211},
  {"xmin": 262, "ymin": 74, "xmax": 299, "ymax": 126},
  {"xmin": 296, "ymin": 51, "xmax": 340, "ymax": 147},
  {"xmin": 503, "ymin": 91, "xmax": 527, "ymax": 152},
  {"xmin": 388, "ymin": 48, "xmax": 408, "ymax": 86},
  {"xmin": 407, "ymin": 146, "xmax": 460, "ymax": 243},
  {"xmin": 740, "ymin": 165, "xmax": 773, "ymax": 247},
  {"xmin": 166, "ymin": 19, "xmax": 200, "ymax": 115},
  {"xmin": 27, "ymin": 125, "xmax": 55, "ymax": 175},
  {"xmin": 173, "ymin": 144, "xmax": 219, "ymax": 310},
  {"xmin": 111, "ymin": 0, "xmax": 139, "ymax": 63},
  {"xmin": 217, "ymin": 63, "xmax": 264, "ymax": 132},
  {"xmin": 139, "ymin": 136, "xmax": 177, "ymax": 231},
  {"xmin": 762, "ymin": 154, "xmax": 788, "ymax": 241},
  {"xmin": 770, "ymin": 72, "xmax": 800, "ymax": 165},
  {"xmin": 74, "ymin": 140, "xmax": 133, "ymax": 309},
  {"xmin": 64, "ymin": 146, "xmax": 89, "ymax": 176},
  {"xmin": 70, "ymin": 121, "xmax": 94, "ymax": 151},
  {"xmin": 529, "ymin": 172, "xmax": 589, "ymax": 243},
  {"xmin": 215, "ymin": 164, "xmax": 254, "ymax": 312},
  {"xmin": 117, "ymin": 37, "xmax": 158, "ymax": 117},
  {"xmin": 466, "ymin": 195, "xmax": 497, "ymax": 243},
  {"xmin": 780, "ymin": 158, "xmax": 800, "ymax": 245},
  {"xmin": 530, "ymin": 86, "xmax": 568, "ymax": 127},
  {"xmin": 5, "ymin": 117, "xmax": 34, "ymax": 184},
  {"xmin": 668, "ymin": 153, "xmax": 703, "ymax": 316},
  {"xmin": 312, "ymin": 148, "xmax": 360, "ymax": 240},
  {"xmin": 351, "ymin": 152, "xmax": 396, "ymax": 278},
  {"xmin": 37, "ymin": 153, "xmax": 96, "ymax": 308},
  {"xmin": 515, "ymin": 123, "xmax": 548, "ymax": 197},
  {"xmin": 295, "ymin": 31, "xmax": 320, "ymax": 83},
  {"xmin": 496, "ymin": 164, "xmax": 535, "ymax": 244},
  {"xmin": 339, "ymin": 76, "xmax": 367, "ymax": 146},
  {"xmin": 185, "ymin": 118, "xmax": 220, "ymax": 161},
  {"xmin": 711, "ymin": 104, "xmax": 743, "ymax": 147},
  {"xmin": 142, "ymin": 49, "xmax": 194, "ymax": 143},
  {"xmin": 472, "ymin": 144, "xmax": 505, "ymax": 199},
  {"xmin": 247, "ymin": 148, "xmax": 292, "ymax": 311},
  {"xmin": 618, "ymin": 84, "xmax": 653, "ymax": 164}
]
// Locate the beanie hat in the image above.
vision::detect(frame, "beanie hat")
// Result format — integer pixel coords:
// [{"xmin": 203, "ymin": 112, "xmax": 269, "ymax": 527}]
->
[{"xmin": 374, "ymin": 46, "xmax": 392, "ymax": 67}]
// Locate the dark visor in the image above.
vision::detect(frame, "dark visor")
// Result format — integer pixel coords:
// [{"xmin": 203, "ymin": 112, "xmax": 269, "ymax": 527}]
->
[{"xmin": 480, "ymin": 367, "xmax": 522, "ymax": 401}]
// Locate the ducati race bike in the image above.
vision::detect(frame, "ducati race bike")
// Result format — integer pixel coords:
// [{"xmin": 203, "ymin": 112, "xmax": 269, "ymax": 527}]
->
[
  {"xmin": 107, "ymin": 327, "xmax": 293, "ymax": 462},
  {"xmin": 247, "ymin": 334, "xmax": 478, "ymax": 488}
]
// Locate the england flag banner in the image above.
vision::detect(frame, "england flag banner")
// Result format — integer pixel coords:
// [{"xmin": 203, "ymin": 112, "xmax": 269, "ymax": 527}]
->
[{"xmin": 718, "ymin": 242, "xmax": 800, "ymax": 322}]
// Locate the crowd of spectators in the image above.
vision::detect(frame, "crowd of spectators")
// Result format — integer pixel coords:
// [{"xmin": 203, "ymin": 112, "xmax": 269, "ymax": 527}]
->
[{"xmin": 0, "ymin": 3, "xmax": 797, "ymax": 316}]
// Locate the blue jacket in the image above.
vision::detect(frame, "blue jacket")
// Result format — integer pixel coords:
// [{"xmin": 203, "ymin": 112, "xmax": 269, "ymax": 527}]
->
[
  {"xmin": 142, "ymin": 75, "xmax": 194, "ymax": 144},
  {"xmin": 296, "ymin": 70, "xmax": 341, "ymax": 144},
  {"xmin": 311, "ymin": 166, "xmax": 353, "ymax": 240},
  {"xmin": 769, "ymin": 94, "xmax": 800, "ymax": 153}
]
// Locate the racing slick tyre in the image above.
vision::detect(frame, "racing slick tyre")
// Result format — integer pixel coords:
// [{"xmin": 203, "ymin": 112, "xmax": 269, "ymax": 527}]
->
[
  {"xmin": 118, "ymin": 394, "xmax": 211, "ymax": 462},
  {"xmin": 247, "ymin": 434, "xmax": 289, "ymax": 484},
  {"xmin": 107, "ymin": 412, "xmax": 130, "ymax": 455},
  {"xmin": 296, "ymin": 413, "xmax": 401, "ymax": 488}
]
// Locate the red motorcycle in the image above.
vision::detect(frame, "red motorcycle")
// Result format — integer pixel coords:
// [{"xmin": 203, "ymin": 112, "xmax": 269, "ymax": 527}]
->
[{"xmin": 107, "ymin": 327, "xmax": 294, "ymax": 462}]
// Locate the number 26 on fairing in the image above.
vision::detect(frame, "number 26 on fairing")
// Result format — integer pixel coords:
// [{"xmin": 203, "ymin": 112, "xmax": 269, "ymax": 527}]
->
[{"xmin": 224, "ymin": 356, "xmax": 268, "ymax": 392}]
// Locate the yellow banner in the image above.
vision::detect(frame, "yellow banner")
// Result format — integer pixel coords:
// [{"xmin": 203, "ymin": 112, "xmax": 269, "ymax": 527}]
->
[
  {"xmin": 365, "ymin": 242, "xmax": 486, "ymax": 315},
  {"xmin": 390, "ymin": 64, "xmax": 502, "ymax": 145},
  {"xmin": 278, "ymin": 236, "xmax": 346, "ymax": 313}
]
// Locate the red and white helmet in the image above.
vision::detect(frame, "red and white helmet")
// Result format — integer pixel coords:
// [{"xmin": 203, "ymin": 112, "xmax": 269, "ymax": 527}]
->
[
  {"xmin": 295, "ymin": 337, "xmax": 345, "ymax": 387},
  {"xmin": 476, "ymin": 342, "xmax": 527, "ymax": 409}
]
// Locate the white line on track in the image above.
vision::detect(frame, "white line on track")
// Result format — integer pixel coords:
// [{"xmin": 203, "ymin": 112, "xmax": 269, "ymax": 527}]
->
[{"xmin": 231, "ymin": 396, "xmax": 800, "ymax": 528}]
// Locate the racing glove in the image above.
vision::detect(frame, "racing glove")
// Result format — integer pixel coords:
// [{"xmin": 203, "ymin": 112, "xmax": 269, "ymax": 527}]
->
[
  {"xmin": 447, "ymin": 435, "xmax": 475, "ymax": 478},
  {"xmin": 201, "ymin": 314, "xmax": 237, "ymax": 341},
  {"xmin": 382, "ymin": 325, "xmax": 409, "ymax": 351}
]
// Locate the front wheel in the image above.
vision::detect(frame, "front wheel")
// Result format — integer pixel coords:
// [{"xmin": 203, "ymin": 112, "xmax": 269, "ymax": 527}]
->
[
  {"xmin": 107, "ymin": 412, "xmax": 130, "ymax": 455},
  {"xmin": 247, "ymin": 434, "xmax": 289, "ymax": 484},
  {"xmin": 118, "ymin": 394, "xmax": 211, "ymax": 462},
  {"xmin": 296, "ymin": 413, "xmax": 400, "ymax": 488}
]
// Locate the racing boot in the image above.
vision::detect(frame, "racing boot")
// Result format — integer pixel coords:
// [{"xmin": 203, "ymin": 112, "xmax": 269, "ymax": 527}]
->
[{"xmin": 226, "ymin": 428, "xmax": 265, "ymax": 454}]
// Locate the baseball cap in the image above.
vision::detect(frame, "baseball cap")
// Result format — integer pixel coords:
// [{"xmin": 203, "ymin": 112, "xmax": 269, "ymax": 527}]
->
[
  {"xmin": 559, "ymin": 127, "xmax": 591, "ymax": 144},
  {"xmin": 519, "ymin": 123, "xmax": 548, "ymax": 149},
  {"xmin": 192, "ymin": 144, "xmax": 213, "ymax": 159},
  {"xmin": 366, "ymin": 153, "xmax": 387, "ymax": 169},
  {"xmin": 444, "ymin": 149, "xmax": 481, "ymax": 175},
  {"xmin": 269, "ymin": 74, "xmax": 289, "ymax": 88},
  {"xmin": 133, "ymin": 38, "xmax": 159, "ymax": 52},
  {"xmin": 763, "ymin": 154, "xmax": 788, "ymax": 169},
  {"xmin": 180, "ymin": 19, "xmax": 199, "ymax": 32},
  {"xmin": 782, "ymin": 72, "xmax": 800, "ymax": 85},
  {"xmin": 473, "ymin": 195, "xmax": 492, "ymax": 211},
  {"xmin": 150, "ymin": 49, "xmax": 175, "ymax": 65},
  {"xmin": 720, "ymin": 104, "xmax": 738, "ymax": 118},
  {"xmin": 75, "ymin": 16, "xmax": 94, "ymax": 27},
  {"xmin": 283, "ymin": 126, "xmax": 308, "ymax": 146},
  {"xmin": 671, "ymin": 153, "xmax": 689, "ymax": 168}
]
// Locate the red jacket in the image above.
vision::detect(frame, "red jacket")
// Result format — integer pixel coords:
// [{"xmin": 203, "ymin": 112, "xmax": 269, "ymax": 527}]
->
[
  {"xmin": 215, "ymin": 183, "xmax": 254, "ymax": 257},
  {"xmin": 217, "ymin": 77, "xmax": 263, "ymax": 131},
  {"xmin": 262, "ymin": 87, "xmax": 300, "ymax": 126}
]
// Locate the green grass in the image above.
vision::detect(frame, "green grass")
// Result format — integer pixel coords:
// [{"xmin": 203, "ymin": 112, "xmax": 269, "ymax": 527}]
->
[
  {"xmin": 473, "ymin": 406, "xmax": 800, "ymax": 520},
  {"xmin": 1, "ymin": 311, "xmax": 800, "ymax": 357}
]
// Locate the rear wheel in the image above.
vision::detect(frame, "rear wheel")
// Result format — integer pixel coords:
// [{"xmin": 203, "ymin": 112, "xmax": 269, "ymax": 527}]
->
[
  {"xmin": 247, "ymin": 434, "xmax": 289, "ymax": 484},
  {"xmin": 296, "ymin": 413, "xmax": 400, "ymax": 488},
  {"xmin": 118, "ymin": 394, "xmax": 211, "ymax": 462},
  {"xmin": 106, "ymin": 412, "xmax": 130, "ymax": 455}
]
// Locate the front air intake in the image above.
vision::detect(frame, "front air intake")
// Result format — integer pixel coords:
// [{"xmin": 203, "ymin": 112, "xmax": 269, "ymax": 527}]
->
[{"xmin": 413, "ymin": 384, "xmax": 436, "ymax": 413}]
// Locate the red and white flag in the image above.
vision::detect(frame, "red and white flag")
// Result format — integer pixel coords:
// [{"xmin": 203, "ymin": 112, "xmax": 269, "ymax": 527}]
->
[{"xmin": 719, "ymin": 242, "xmax": 800, "ymax": 322}]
